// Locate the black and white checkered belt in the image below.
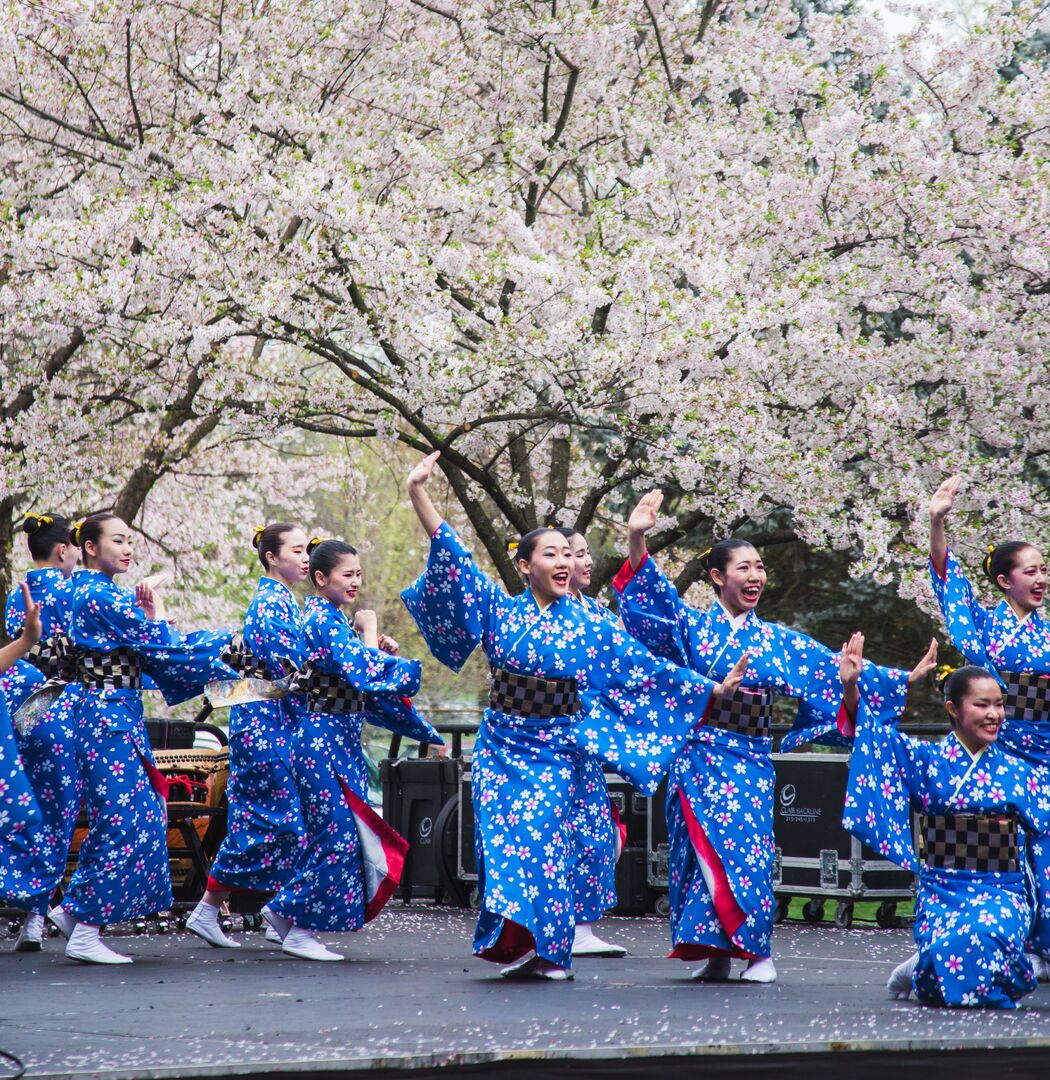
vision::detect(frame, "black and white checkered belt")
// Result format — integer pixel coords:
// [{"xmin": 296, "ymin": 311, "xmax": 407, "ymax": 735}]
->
[
  {"xmin": 74, "ymin": 647, "xmax": 145, "ymax": 690},
  {"xmin": 922, "ymin": 813, "xmax": 1020, "ymax": 873},
  {"xmin": 1000, "ymin": 670, "xmax": 1050, "ymax": 724},
  {"xmin": 707, "ymin": 687, "xmax": 775, "ymax": 738},
  {"xmin": 489, "ymin": 667, "xmax": 581, "ymax": 719},
  {"xmin": 299, "ymin": 666, "xmax": 368, "ymax": 716},
  {"xmin": 220, "ymin": 636, "xmax": 271, "ymax": 681},
  {"xmin": 24, "ymin": 630, "xmax": 77, "ymax": 682}
]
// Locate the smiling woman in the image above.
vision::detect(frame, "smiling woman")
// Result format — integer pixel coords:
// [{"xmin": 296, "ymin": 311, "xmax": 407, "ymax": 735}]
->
[
  {"xmin": 927, "ymin": 475, "xmax": 1050, "ymax": 970},
  {"xmin": 614, "ymin": 489, "xmax": 934, "ymax": 985},
  {"xmin": 400, "ymin": 453, "xmax": 747, "ymax": 982},
  {"xmin": 843, "ymin": 647, "xmax": 1050, "ymax": 1010}
]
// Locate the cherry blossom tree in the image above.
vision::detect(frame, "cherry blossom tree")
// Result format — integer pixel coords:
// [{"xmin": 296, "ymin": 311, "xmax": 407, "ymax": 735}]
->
[{"xmin": 1, "ymin": 0, "xmax": 1047, "ymax": 610}]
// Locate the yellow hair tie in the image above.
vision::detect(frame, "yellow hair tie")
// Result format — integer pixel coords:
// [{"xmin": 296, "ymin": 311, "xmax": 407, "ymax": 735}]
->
[
  {"xmin": 987, "ymin": 544, "xmax": 995, "ymax": 554},
  {"xmin": 252, "ymin": 524, "xmax": 266, "ymax": 547},
  {"xmin": 507, "ymin": 541, "xmax": 520, "ymax": 553},
  {"xmin": 24, "ymin": 513, "xmax": 53, "ymax": 526},
  {"xmin": 311, "ymin": 537, "xmax": 331, "ymax": 547},
  {"xmin": 71, "ymin": 519, "xmax": 85, "ymax": 545},
  {"xmin": 700, "ymin": 546, "xmax": 713, "ymax": 560}
]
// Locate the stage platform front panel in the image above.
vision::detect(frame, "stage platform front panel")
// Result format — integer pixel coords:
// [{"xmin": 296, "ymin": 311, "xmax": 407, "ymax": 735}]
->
[{"xmin": 5, "ymin": 907, "xmax": 1050, "ymax": 1079}]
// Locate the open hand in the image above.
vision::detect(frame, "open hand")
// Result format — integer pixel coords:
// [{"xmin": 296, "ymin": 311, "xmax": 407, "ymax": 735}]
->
[
  {"xmin": 839, "ymin": 632, "xmax": 864, "ymax": 690},
  {"xmin": 627, "ymin": 490, "xmax": 664, "ymax": 536},
  {"xmin": 20, "ymin": 583, "xmax": 42, "ymax": 647},
  {"xmin": 712, "ymin": 652, "xmax": 749, "ymax": 699},
  {"xmin": 907, "ymin": 637, "xmax": 939, "ymax": 686},
  {"xmin": 407, "ymin": 451, "xmax": 441, "ymax": 491},
  {"xmin": 929, "ymin": 476, "xmax": 961, "ymax": 521}
]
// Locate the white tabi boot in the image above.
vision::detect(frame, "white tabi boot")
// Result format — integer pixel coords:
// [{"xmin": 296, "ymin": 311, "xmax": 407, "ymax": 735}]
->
[
  {"xmin": 741, "ymin": 956, "xmax": 777, "ymax": 983},
  {"xmin": 572, "ymin": 922, "xmax": 627, "ymax": 958},
  {"xmin": 887, "ymin": 952, "xmax": 919, "ymax": 1000},
  {"xmin": 14, "ymin": 912, "xmax": 44, "ymax": 952},
  {"xmin": 65, "ymin": 923, "xmax": 133, "ymax": 965},
  {"xmin": 47, "ymin": 906, "xmax": 75, "ymax": 940},
  {"xmin": 261, "ymin": 906, "xmax": 291, "ymax": 944},
  {"xmin": 691, "ymin": 956, "xmax": 732, "ymax": 981},
  {"xmin": 281, "ymin": 927, "xmax": 344, "ymax": 961},
  {"xmin": 186, "ymin": 900, "xmax": 241, "ymax": 949}
]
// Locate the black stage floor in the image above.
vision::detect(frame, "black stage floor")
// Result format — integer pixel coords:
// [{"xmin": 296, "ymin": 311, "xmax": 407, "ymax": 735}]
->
[{"xmin": 4, "ymin": 907, "xmax": 1050, "ymax": 1080}]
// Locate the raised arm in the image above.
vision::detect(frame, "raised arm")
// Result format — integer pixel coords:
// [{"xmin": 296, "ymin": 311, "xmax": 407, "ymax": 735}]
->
[
  {"xmin": 407, "ymin": 451, "xmax": 444, "ymax": 537},
  {"xmin": 627, "ymin": 489, "xmax": 662, "ymax": 570},
  {"xmin": 929, "ymin": 474, "xmax": 961, "ymax": 578}
]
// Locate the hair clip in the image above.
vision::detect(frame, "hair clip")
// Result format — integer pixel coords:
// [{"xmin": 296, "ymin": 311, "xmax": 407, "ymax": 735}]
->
[
  {"xmin": 507, "ymin": 541, "xmax": 520, "ymax": 553},
  {"xmin": 699, "ymin": 546, "xmax": 713, "ymax": 560},
  {"xmin": 252, "ymin": 524, "xmax": 266, "ymax": 547}
]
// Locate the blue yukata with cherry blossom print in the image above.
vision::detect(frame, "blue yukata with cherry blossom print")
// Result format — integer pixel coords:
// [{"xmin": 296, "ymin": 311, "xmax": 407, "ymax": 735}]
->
[
  {"xmin": 0, "ymin": 569, "xmax": 77, "ymax": 913},
  {"xmin": 931, "ymin": 549, "xmax": 1050, "ymax": 958},
  {"xmin": 59, "ymin": 569, "xmax": 235, "ymax": 926},
  {"xmin": 614, "ymin": 553, "xmax": 907, "ymax": 963},
  {"xmin": 844, "ymin": 689, "xmax": 1050, "ymax": 1009},
  {"xmin": 402, "ymin": 523, "xmax": 716, "ymax": 971},
  {"xmin": 567, "ymin": 592, "xmax": 624, "ymax": 924},
  {"xmin": 0, "ymin": 695, "xmax": 39, "ymax": 835},
  {"xmin": 3, "ymin": 567, "xmax": 74, "ymax": 711},
  {"xmin": 268, "ymin": 595, "xmax": 442, "ymax": 932},
  {"xmin": 209, "ymin": 577, "xmax": 308, "ymax": 892}
]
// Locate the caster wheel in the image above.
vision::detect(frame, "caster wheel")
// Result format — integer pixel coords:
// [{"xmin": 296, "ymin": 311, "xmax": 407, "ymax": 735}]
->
[
  {"xmin": 47, "ymin": 922, "xmax": 60, "ymax": 938},
  {"xmin": 773, "ymin": 897, "xmax": 790, "ymax": 925},
  {"xmin": 220, "ymin": 918, "xmax": 234, "ymax": 933},
  {"xmin": 876, "ymin": 902, "xmax": 900, "ymax": 929},
  {"xmin": 833, "ymin": 902, "xmax": 854, "ymax": 929},
  {"xmin": 156, "ymin": 920, "xmax": 170, "ymax": 935},
  {"xmin": 134, "ymin": 920, "xmax": 148, "ymax": 935},
  {"xmin": 801, "ymin": 899, "xmax": 824, "ymax": 925},
  {"xmin": 177, "ymin": 916, "xmax": 187, "ymax": 931},
  {"xmin": 249, "ymin": 913, "xmax": 264, "ymax": 931},
  {"xmin": 654, "ymin": 894, "xmax": 671, "ymax": 918},
  {"xmin": 241, "ymin": 915, "xmax": 253, "ymax": 932},
  {"xmin": 7, "ymin": 919, "xmax": 21, "ymax": 936},
  {"xmin": 468, "ymin": 888, "xmax": 482, "ymax": 911}
]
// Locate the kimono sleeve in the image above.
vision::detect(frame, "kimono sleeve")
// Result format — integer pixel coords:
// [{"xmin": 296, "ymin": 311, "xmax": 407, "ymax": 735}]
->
[
  {"xmin": 1009, "ymin": 756, "xmax": 1050, "ymax": 837},
  {"xmin": 930, "ymin": 548, "xmax": 993, "ymax": 668},
  {"xmin": 574, "ymin": 615, "xmax": 714, "ymax": 797},
  {"xmin": 400, "ymin": 522, "xmax": 502, "ymax": 672},
  {"xmin": 612, "ymin": 554, "xmax": 692, "ymax": 666},
  {"xmin": 781, "ymin": 626, "xmax": 909, "ymax": 752},
  {"xmin": 102, "ymin": 588, "xmax": 236, "ymax": 706},
  {"xmin": 842, "ymin": 692, "xmax": 932, "ymax": 871},
  {"xmin": 319, "ymin": 617, "xmax": 423, "ymax": 698},
  {"xmin": 0, "ymin": 693, "xmax": 40, "ymax": 831},
  {"xmin": 5, "ymin": 589, "xmax": 23, "ymax": 638}
]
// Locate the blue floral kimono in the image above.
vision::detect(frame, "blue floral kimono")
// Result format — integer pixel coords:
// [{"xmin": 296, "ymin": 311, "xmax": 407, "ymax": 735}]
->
[
  {"xmin": 0, "ymin": 569, "xmax": 78, "ymax": 914},
  {"xmin": 567, "ymin": 593, "xmax": 625, "ymax": 924},
  {"xmin": 402, "ymin": 524, "xmax": 715, "ymax": 970},
  {"xmin": 931, "ymin": 549, "xmax": 1050, "ymax": 957},
  {"xmin": 60, "ymin": 569, "xmax": 234, "ymax": 926},
  {"xmin": 844, "ymin": 691, "xmax": 1050, "ymax": 1009},
  {"xmin": 209, "ymin": 577, "xmax": 307, "ymax": 892},
  {"xmin": 269, "ymin": 595, "xmax": 442, "ymax": 932},
  {"xmin": 615, "ymin": 553, "xmax": 907, "ymax": 962},
  {"xmin": 0, "ymin": 695, "xmax": 39, "ymax": 835}
]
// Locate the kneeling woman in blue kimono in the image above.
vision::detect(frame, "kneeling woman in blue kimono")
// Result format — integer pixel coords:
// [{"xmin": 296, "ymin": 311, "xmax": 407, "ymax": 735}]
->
[
  {"xmin": 401, "ymin": 453, "xmax": 746, "ymax": 981},
  {"xmin": 264, "ymin": 538, "xmax": 442, "ymax": 961},
  {"xmin": 926, "ymin": 475, "xmax": 1050, "ymax": 972},
  {"xmin": 842, "ymin": 646, "xmax": 1050, "ymax": 1009},
  {"xmin": 47, "ymin": 513, "xmax": 236, "ymax": 965},
  {"xmin": 614, "ymin": 490, "xmax": 932, "ymax": 984}
]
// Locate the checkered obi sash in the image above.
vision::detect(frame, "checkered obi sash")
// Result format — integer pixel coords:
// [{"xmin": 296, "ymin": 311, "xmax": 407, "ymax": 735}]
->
[
  {"xmin": 1000, "ymin": 670, "xmax": 1050, "ymax": 724},
  {"xmin": 488, "ymin": 667, "xmax": 581, "ymax": 720},
  {"xmin": 219, "ymin": 636, "xmax": 271, "ymax": 681},
  {"xmin": 74, "ymin": 646, "xmax": 146, "ymax": 691},
  {"xmin": 922, "ymin": 813, "xmax": 1020, "ymax": 874},
  {"xmin": 707, "ymin": 686, "xmax": 775, "ymax": 739},
  {"xmin": 23, "ymin": 630, "xmax": 77, "ymax": 682},
  {"xmin": 293, "ymin": 662, "xmax": 368, "ymax": 716}
]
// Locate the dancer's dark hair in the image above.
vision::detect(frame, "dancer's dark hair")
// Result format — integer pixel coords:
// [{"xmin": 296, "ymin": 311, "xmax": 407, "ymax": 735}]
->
[
  {"xmin": 252, "ymin": 523, "xmax": 298, "ymax": 571},
  {"xmin": 698, "ymin": 539, "xmax": 759, "ymax": 594},
  {"xmin": 22, "ymin": 513, "xmax": 73, "ymax": 560}
]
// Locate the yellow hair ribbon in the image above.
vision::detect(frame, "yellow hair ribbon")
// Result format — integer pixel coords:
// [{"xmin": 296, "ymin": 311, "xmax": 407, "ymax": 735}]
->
[
  {"xmin": 24, "ymin": 512, "xmax": 53, "ymax": 528},
  {"xmin": 252, "ymin": 524, "xmax": 266, "ymax": 547},
  {"xmin": 507, "ymin": 540, "xmax": 520, "ymax": 553},
  {"xmin": 71, "ymin": 519, "xmax": 85, "ymax": 545},
  {"xmin": 699, "ymin": 546, "xmax": 713, "ymax": 561}
]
